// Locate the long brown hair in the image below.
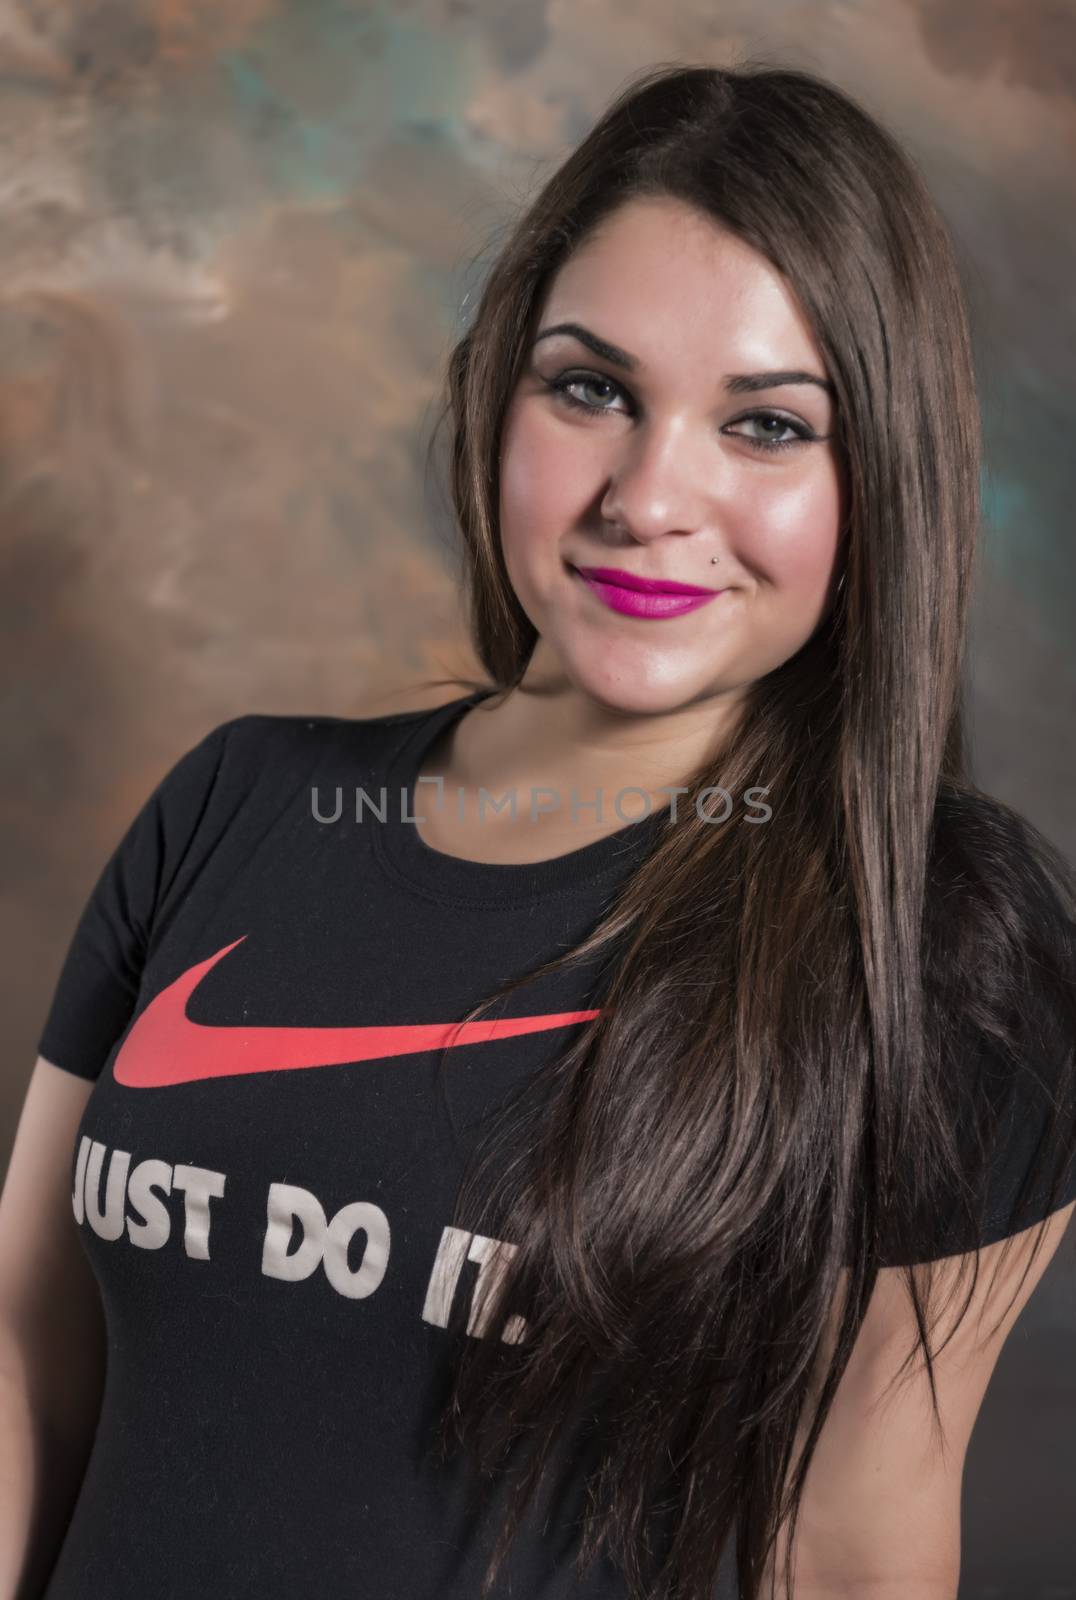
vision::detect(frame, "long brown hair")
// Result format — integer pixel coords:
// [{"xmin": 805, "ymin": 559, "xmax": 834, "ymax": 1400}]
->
[{"xmin": 415, "ymin": 60, "xmax": 1076, "ymax": 1600}]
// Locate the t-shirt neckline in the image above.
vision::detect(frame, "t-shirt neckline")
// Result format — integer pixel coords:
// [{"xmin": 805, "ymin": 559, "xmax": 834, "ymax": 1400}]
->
[{"xmin": 371, "ymin": 689, "xmax": 670, "ymax": 907}]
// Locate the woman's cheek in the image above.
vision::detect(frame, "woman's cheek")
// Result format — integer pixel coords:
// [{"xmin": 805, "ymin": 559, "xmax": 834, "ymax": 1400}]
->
[
  {"xmin": 500, "ymin": 406, "xmax": 595, "ymax": 574},
  {"xmin": 498, "ymin": 466, "xmax": 543, "ymax": 607},
  {"xmin": 737, "ymin": 478, "xmax": 842, "ymax": 593},
  {"xmin": 499, "ymin": 438, "xmax": 555, "ymax": 616}
]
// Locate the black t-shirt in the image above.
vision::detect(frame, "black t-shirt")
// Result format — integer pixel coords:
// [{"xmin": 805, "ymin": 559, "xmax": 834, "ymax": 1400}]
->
[
  {"xmin": 37, "ymin": 690, "xmax": 739, "ymax": 1599},
  {"xmin": 34, "ymin": 691, "xmax": 1075, "ymax": 1598}
]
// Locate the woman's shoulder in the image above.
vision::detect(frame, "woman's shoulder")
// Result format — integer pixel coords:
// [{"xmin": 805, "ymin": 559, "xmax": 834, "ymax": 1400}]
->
[
  {"xmin": 913, "ymin": 786, "xmax": 1076, "ymax": 1259},
  {"xmin": 206, "ymin": 686, "xmax": 475, "ymax": 764},
  {"xmin": 927, "ymin": 782, "xmax": 1075, "ymax": 1075},
  {"xmin": 931, "ymin": 781, "xmax": 1075, "ymax": 940}
]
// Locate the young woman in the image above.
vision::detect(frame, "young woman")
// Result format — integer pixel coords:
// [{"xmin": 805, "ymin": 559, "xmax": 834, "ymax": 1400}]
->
[{"xmin": 4, "ymin": 60, "xmax": 1075, "ymax": 1600}]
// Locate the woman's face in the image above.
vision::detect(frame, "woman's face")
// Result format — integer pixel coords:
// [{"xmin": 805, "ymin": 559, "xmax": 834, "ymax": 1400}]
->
[{"xmin": 498, "ymin": 196, "xmax": 847, "ymax": 717}]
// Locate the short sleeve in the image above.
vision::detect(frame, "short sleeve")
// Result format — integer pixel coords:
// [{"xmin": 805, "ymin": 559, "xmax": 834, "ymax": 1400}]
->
[
  {"xmin": 972, "ymin": 983, "xmax": 1076, "ymax": 1246},
  {"xmin": 35, "ymin": 720, "xmax": 235, "ymax": 1082},
  {"xmin": 878, "ymin": 942, "xmax": 1076, "ymax": 1268}
]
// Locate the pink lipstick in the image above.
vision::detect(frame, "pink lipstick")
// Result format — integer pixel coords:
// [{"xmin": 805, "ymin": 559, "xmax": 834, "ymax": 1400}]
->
[{"xmin": 569, "ymin": 564, "xmax": 725, "ymax": 619}]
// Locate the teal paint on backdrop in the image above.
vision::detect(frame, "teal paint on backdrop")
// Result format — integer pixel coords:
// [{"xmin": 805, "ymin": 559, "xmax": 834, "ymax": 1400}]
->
[
  {"xmin": 219, "ymin": 0, "xmax": 384, "ymax": 204},
  {"xmin": 220, "ymin": 50, "xmax": 363, "ymax": 204},
  {"xmin": 219, "ymin": 0, "xmax": 474, "ymax": 205},
  {"xmin": 378, "ymin": 13, "xmax": 467, "ymax": 123},
  {"xmin": 980, "ymin": 468, "xmax": 1072, "ymax": 656},
  {"xmin": 981, "ymin": 470, "xmax": 1029, "ymax": 576}
]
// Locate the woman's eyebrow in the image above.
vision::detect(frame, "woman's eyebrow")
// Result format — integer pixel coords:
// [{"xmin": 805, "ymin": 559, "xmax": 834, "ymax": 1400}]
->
[{"xmin": 533, "ymin": 322, "xmax": 836, "ymax": 399}]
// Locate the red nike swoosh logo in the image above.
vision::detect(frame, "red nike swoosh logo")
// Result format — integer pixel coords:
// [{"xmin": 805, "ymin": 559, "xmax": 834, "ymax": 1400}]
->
[{"xmin": 112, "ymin": 937, "xmax": 601, "ymax": 1088}]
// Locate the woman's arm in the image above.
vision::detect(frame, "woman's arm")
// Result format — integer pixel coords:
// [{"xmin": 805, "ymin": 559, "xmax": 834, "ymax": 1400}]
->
[
  {"xmin": 0, "ymin": 1057, "xmax": 107, "ymax": 1600},
  {"xmin": 760, "ymin": 1201, "xmax": 1076, "ymax": 1597}
]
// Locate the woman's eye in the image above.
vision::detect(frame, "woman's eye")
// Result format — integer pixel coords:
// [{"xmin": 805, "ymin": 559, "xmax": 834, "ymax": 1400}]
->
[
  {"xmin": 546, "ymin": 371, "xmax": 629, "ymax": 414},
  {"xmin": 725, "ymin": 412, "xmax": 815, "ymax": 452}
]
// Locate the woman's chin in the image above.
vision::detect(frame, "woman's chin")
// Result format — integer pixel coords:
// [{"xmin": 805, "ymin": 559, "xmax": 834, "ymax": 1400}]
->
[{"xmin": 556, "ymin": 658, "xmax": 716, "ymax": 719}]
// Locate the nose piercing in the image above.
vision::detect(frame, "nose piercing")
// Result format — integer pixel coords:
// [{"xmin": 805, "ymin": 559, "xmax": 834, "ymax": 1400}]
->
[{"xmin": 711, "ymin": 556, "xmax": 719, "ymax": 564}]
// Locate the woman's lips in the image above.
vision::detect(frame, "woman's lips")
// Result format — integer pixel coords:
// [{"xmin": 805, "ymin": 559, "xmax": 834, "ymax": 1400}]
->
[{"xmin": 569, "ymin": 565, "xmax": 726, "ymax": 618}]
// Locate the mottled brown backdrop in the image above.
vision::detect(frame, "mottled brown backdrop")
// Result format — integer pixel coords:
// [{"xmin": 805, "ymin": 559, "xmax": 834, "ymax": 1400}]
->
[{"xmin": 1, "ymin": 3, "xmax": 1073, "ymax": 1592}]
